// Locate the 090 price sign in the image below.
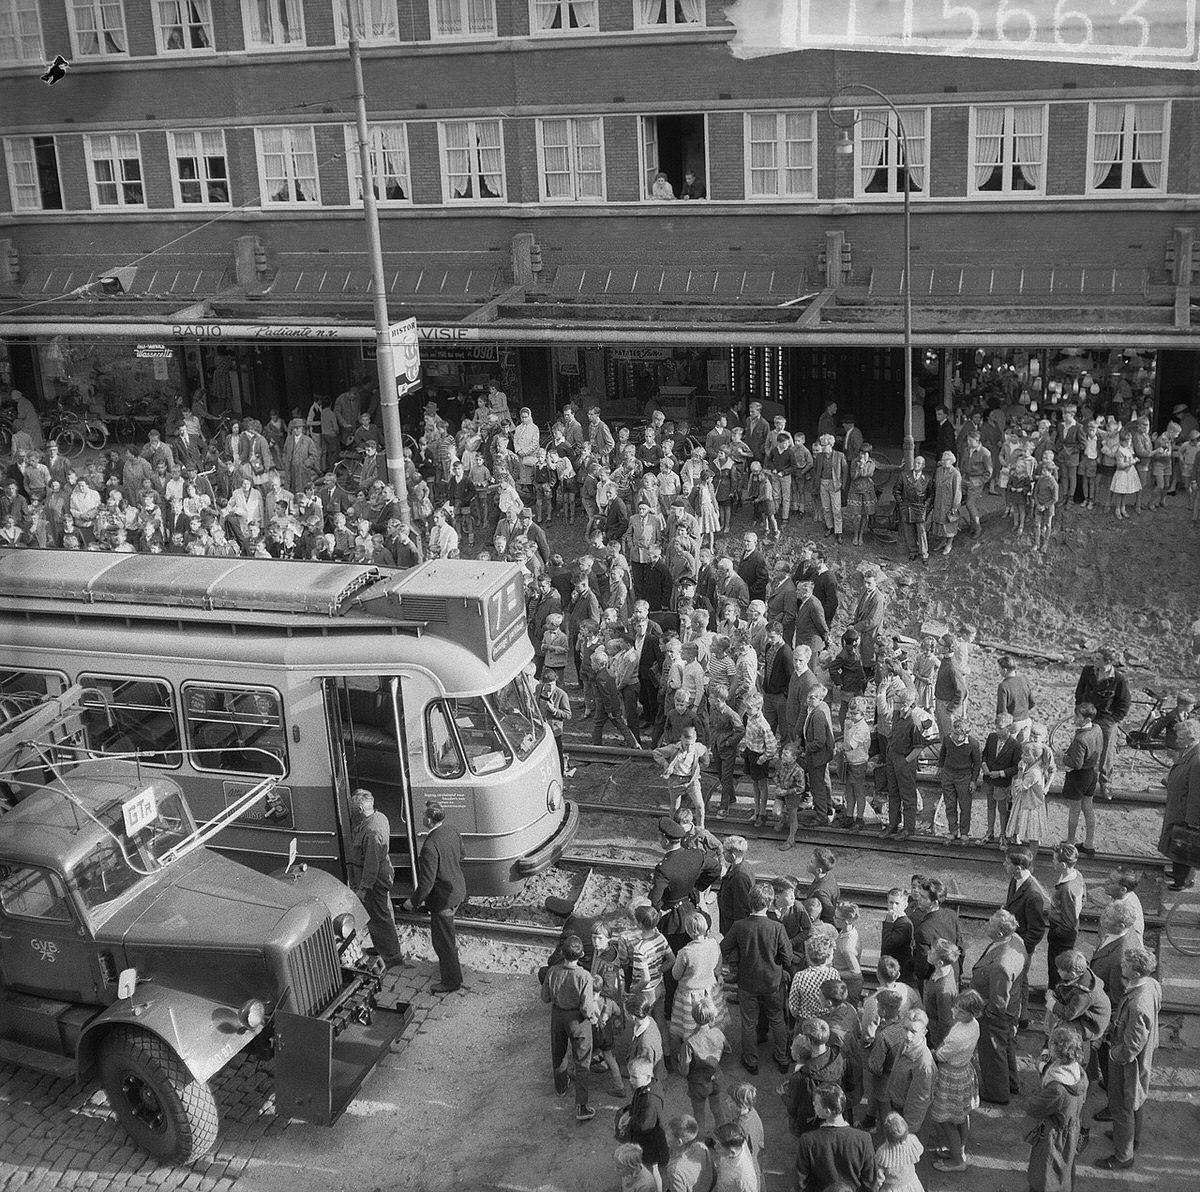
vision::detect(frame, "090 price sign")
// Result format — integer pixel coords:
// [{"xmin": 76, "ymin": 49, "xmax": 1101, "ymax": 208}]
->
[{"xmin": 728, "ymin": 0, "xmax": 1198, "ymax": 68}]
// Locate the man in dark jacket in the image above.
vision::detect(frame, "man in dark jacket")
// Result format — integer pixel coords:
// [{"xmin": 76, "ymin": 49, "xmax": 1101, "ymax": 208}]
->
[
  {"xmin": 720, "ymin": 880, "xmax": 793, "ymax": 1074},
  {"xmin": 912, "ymin": 877, "xmax": 964, "ymax": 988},
  {"xmin": 347, "ymin": 788, "xmax": 404, "ymax": 968},
  {"xmin": 761, "ymin": 621, "xmax": 794, "ymax": 735},
  {"xmin": 717, "ymin": 836, "xmax": 756, "ymax": 934},
  {"xmin": 1004, "ymin": 847, "xmax": 1049, "ymax": 1024},
  {"xmin": 736, "ymin": 531, "xmax": 770, "ymax": 603},
  {"xmin": 603, "ymin": 486, "xmax": 630, "ymax": 543},
  {"xmin": 934, "ymin": 639, "xmax": 968, "ymax": 742},
  {"xmin": 793, "ymin": 579, "xmax": 830, "ymax": 657},
  {"xmin": 1074, "ymin": 647, "xmax": 1132, "ymax": 799},
  {"xmin": 641, "ymin": 542, "xmax": 674, "ymax": 613},
  {"xmin": 405, "ymin": 800, "xmax": 466, "ymax": 994},
  {"xmin": 766, "ymin": 563, "xmax": 798, "ymax": 645}
]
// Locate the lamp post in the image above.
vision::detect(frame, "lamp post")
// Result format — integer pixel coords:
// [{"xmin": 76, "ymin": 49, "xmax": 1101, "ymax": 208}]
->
[
  {"xmin": 826, "ymin": 84, "xmax": 915, "ymax": 470},
  {"xmin": 348, "ymin": 3, "xmax": 409, "ymax": 525}
]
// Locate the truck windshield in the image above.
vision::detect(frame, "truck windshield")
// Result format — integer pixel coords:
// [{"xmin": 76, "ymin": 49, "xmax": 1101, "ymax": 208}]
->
[
  {"xmin": 487, "ymin": 672, "xmax": 545, "ymax": 762},
  {"xmin": 71, "ymin": 790, "xmax": 195, "ymax": 921}
]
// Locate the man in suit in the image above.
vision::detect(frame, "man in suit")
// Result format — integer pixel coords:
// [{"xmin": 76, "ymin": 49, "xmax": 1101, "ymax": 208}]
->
[
  {"xmin": 641, "ymin": 542, "xmax": 674, "ymax": 613},
  {"xmin": 629, "ymin": 599, "xmax": 664, "ymax": 726},
  {"xmin": 516, "ymin": 506, "xmax": 550, "ymax": 565},
  {"xmin": 528, "ymin": 573, "xmax": 562, "ymax": 677},
  {"xmin": 761, "ymin": 620, "xmax": 794, "ymax": 736},
  {"xmin": 717, "ymin": 836, "xmax": 756, "ymax": 935},
  {"xmin": 714, "ymin": 556, "xmax": 750, "ymax": 613},
  {"xmin": 1097, "ymin": 947, "xmax": 1162, "ymax": 1170},
  {"xmin": 793, "ymin": 579, "xmax": 830, "ymax": 658},
  {"xmin": 812, "ymin": 433, "xmax": 848, "ymax": 543},
  {"xmin": 405, "ymin": 800, "xmax": 466, "ymax": 994},
  {"xmin": 565, "ymin": 573, "xmax": 600, "ymax": 684},
  {"xmin": 766, "ymin": 563, "xmax": 798, "ymax": 646},
  {"xmin": 719, "ymin": 880, "xmax": 793, "ymax": 1074},
  {"xmin": 802, "ymin": 686, "xmax": 836, "ymax": 820},
  {"xmin": 1090, "ymin": 898, "xmax": 1140, "ymax": 1095},
  {"xmin": 785, "ymin": 643, "xmax": 820, "ymax": 741},
  {"xmin": 970, "ymin": 908, "xmax": 1027, "ymax": 1104},
  {"xmin": 735, "ymin": 531, "xmax": 770, "ymax": 603},
  {"xmin": 602, "ymin": 482, "xmax": 629, "ymax": 543},
  {"xmin": 1004, "ymin": 847, "xmax": 1049, "ymax": 1024},
  {"xmin": 624, "ymin": 497, "xmax": 665, "ymax": 599}
]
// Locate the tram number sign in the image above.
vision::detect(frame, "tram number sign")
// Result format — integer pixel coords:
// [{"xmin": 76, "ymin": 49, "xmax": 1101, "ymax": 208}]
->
[{"xmin": 390, "ymin": 318, "xmax": 422, "ymax": 398}]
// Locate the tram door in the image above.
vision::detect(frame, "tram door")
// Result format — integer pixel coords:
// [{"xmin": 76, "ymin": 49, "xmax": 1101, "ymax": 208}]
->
[{"xmin": 323, "ymin": 676, "xmax": 419, "ymax": 890}]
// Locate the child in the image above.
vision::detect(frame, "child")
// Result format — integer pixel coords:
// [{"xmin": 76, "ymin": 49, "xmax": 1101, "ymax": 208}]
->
[
  {"xmin": 875, "ymin": 1112, "xmax": 925, "ymax": 1192},
  {"xmin": 532, "ymin": 447, "xmax": 555, "ymax": 524},
  {"xmin": 832, "ymin": 901, "xmax": 864, "ymax": 1006},
  {"xmin": 536, "ymin": 671, "xmax": 572, "ymax": 775},
  {"xmin": 747, "ymin": 460, "xmax": 778, "ymax": 540},
  {"xmin": 625, "ymin": 907, "xmax": 675, "ymax": 1065},
  {"xmin": 626, "ymin": 991, "xmax": 667, "ymax": 1085},
  {"xmin": 740, "ymin": 690, "xmax": 777, "ymax": 827},
  {"xmin": 862, "ymin": 989, "xmax": 906, "ymax": 1130},
  {"xmin": 1031, "ymin": 461, "xmax": 1059, "ymax": 552},
  {"xmin": 806, "ymin": 847, "xmax": 840, "ymax": 924},
  {"xmin": 541, "ymin": 612, "xmax": 569, "ymax": 687},
  {"xmin": 626, "ymin": 1056, "xmax": 669, "ymax": 1190},
  {"xmin": 578, "ymin": 620, "xmax": 602, "ymax": 717},
  {"xmin": 1140, "ymin": 691, "xmax": 1197, "ymax": 752},
  {"xmin": 1080, "ymin": 419, "xmax": 1099, "ymax": 509},
  {"xmin": 653, "ymin": 725, "xmax": 710, "ymax": 828},
  {"xmin": 827, "ymin": 630, "xmax": 869, "ymax": 728},
  {"xmin": 677, "ymin": 997, "xmax": 727, "ymax": 1136},
  {"xmin": 861, "ymin": 958, "xmax": 919, "ymax": 1047},
  {"xmin": 664, "ymin": 1117, "xmax": 713, "ymax": 1192},
  {"xmin": 1006, "ymin": 741, "xmax": 1048, "ymax": 859},
  {"xmin": 447, "ymin": 459, "xmax": 473, "ymax": 544},
  {"xmin": 589, "ymin": 922, "xmax": 627, "ymax": 1098},
  {"xmin": 1007, "ymin": 445, "xmax": 1034, "ymax": 534},
  {"xmin": 880, "ymin": 894, "xmax": 917, "ymax": 988},
  {"xmin": 837, "ymin": 698, "xmax": 871, "ymax": 829},
  {"xmin": 981, "ymin": 715, "xmax": 1020, "ymax": 845},
  {"xmin": 820, "ymin": 977, "xmax": 863, "ymax": 1117},
  {"xmin": 408, "ymin": 475, "xmax": 433, "ymax": 541},
  {"xmin": 660, "ymin": 686, "xmax": 702, "ymax": 749},
  {"xmin": 775, "ymin": 739, "xmax": 807, "ymax": 847},
  {"xmin": 928, "ymin": 990, "xmax": 983, "ymax": 1172},
  {"xmin": 613, "ymin": 1143, "xmax": 656, "ymax": 1192},
  {"xmin": 911, "ymin": 637, "xmax": 938, "ymax": 711},
  {"xmin": 725, "ymin": 1082, "xmax": 765, "ymax": 1185},
  {"xmin": 922, "ymin": 939, "xmax": 960, "ymax": 1049}
]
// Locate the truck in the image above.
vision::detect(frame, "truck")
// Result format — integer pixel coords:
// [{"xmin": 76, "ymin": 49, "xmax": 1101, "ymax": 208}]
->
[{"xmin": 0, "ymin": 687, "xmax": 411, "ymax": 1163}]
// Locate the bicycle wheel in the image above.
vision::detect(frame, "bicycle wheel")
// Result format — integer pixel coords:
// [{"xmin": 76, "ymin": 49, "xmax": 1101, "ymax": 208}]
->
[
  {"xmin": 55, "ymin": 425, "xmax": 86, "ymax": 458},
  {"xmin": 333, "ymin": 459, "xmax": 358, "ymax": 495},
  {"xmin": 1165, "ymin": 894, "xmax": 1200, "ymax": 956},
  {"xmin": 1049, "ymin": 716, "xmax": 1075, "ymax": 758},
  {"xmin": 84, "ymin": 420, "xmax": 108, "ymax": 451}
]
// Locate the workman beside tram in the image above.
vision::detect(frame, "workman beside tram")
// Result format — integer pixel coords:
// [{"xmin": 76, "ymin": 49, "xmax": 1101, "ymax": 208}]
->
[{"xmin": 347, "ymin": 788, "xmax": 405, "ymax": 968}]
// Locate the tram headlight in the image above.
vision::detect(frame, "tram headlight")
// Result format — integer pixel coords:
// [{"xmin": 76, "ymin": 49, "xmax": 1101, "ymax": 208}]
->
[{"xmin": 547, "ymin": 779, "xmax": 563, "ymax": 814}]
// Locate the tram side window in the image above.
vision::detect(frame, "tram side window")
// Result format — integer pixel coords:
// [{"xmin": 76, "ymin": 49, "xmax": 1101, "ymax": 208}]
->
[
  {"xmin": 439, "ymin": 697, "xmax": 512, "ymax": 777},
  {"xmin": 425, "ymin": 701, "xmax": 465, "ymax": 779},
  {"xmin": 183, "ymin": 685, "xmax": 288, "ymax": 777},
  {"xmin": 79, "ymin": 676, "xmax": 180, "ymax": 768},
  {"xmin": 0, "ymin": 668, "xmax": 67, "ymax": 720}
]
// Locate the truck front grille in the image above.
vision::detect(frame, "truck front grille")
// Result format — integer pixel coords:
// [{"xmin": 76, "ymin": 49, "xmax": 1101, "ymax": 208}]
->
[{"xmin": 285, "ymin": 918, "xmax": 341, "ymax": 1016}]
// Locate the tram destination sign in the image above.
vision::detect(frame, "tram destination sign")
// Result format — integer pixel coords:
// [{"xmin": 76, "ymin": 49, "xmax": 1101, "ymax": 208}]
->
[{"xmin": 725, "ymin": 0, "xmax": 1199, "ymax": 68}]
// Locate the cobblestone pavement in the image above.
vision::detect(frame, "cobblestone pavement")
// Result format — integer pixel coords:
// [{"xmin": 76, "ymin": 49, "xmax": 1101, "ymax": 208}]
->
[{"xmin": 0, "ymin": 964, "xmax": 443, "ymax": 1192}]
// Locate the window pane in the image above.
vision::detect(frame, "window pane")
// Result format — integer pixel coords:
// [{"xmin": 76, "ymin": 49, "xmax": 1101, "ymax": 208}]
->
[
  {"xmin": 488, "ymin": 674, "xmax": 544, "ymax": 761},
  {"xmin": 80, "ymin": 675, "xmax": 180, "ymax": 766},
  {"xmin": 0, "ymin": 0, "xmax": 45, "ymax": 62},
  {"xmin": 425, "ymin": 700, "xmax": 465, "ymax": 777},
  {"xmin": 443, "ymin": 696, "xmax": 511, "ymax": 774},
  {"xmin": 0, "ymin": 866, "xmax": 72, "ymax": 920},
  {"xmin": 184, "ymin": 685, "xmax": 287, "ymax": 775}
]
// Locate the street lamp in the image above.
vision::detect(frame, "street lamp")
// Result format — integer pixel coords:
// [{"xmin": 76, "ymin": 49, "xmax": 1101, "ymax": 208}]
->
[{"xmin": 826, "ymin": 84, "xmax": 916, "ymax": 470}]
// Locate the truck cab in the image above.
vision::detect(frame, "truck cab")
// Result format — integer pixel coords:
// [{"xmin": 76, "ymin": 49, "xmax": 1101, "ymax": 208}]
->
[{"xmin": 0, "ymin": 758, "xmax": 410, "ymax": 1163}]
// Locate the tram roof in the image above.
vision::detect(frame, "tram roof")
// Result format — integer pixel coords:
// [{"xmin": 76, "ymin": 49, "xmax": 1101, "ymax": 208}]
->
[{"xmin": 0, "ymin": 551, "xmax": 523, "ymax": 625}]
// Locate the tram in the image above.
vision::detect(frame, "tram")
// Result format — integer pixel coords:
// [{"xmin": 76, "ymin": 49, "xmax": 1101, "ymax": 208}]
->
[{"xmin": 0, "ymin": 551, "xmax": 577, "ymax": 896}]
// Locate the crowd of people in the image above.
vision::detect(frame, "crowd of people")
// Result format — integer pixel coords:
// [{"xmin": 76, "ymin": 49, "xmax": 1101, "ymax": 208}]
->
[{"xmin": 540, "ymin": 824, "xmax": 1171, "ymax": 1191}]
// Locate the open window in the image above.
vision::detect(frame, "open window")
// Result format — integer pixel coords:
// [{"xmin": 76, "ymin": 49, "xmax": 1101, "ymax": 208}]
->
[{"xmin": 640, "ymin": 114, "xmax": 707, "ymax": 201}]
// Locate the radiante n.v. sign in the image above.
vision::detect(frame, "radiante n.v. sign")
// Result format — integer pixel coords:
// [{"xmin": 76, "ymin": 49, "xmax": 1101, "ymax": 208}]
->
[{"xmin": 725, "ymin": 0, "xmax": 1198, "ymax": 68}]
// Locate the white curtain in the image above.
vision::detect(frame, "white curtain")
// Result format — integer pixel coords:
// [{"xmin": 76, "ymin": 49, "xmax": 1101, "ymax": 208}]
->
[
  {"xmin": 678, "ymin": 0, "xmax": 703, "ymax": 21},
  {"xmin": 574, "ymin": 118, "xmax": 603, "ymax": 198},
  {"xmin": 476, "ymin": 121, "xmax": 503, "ymax": 198},
  {"xmin": 466, "ymin": 0, "xmax": 492, "ymax": 34},
  {"xmin": 1091, "ymin": 103, "xmax": 1125, "ymax": 188},
  {"xmin": 900, "ymin": 109, "xmax": 926, "ymax": 191},
  {"xmin": 569, "ymin": 0, "xmax": 596, "ymax": 28},
  {"xmin": 748, "ymin": 113, "xmax": 777, "ymax": 196},
  {"xmin": 444, "ymin": 120, "xmax": 472, "ymax": 197},
  {"xmin": 857, "ymin": 109, "xmax": 887, "ymax": 192},
  {"xmin": 1133, "ymin": 103, "xmax": 1164, "ymax": 188},
  {"xmin": 973, "ymin": 106, "xmax": 1004, "ymax": 189},
  {"xmin": 639, "ymin": 0, "xmax": 664, "ymax": 24},
  {"xmin": 342, "ymin": 0, "xmax": 396, "ymax": 38},
  {"xmin": 533, "ymin": 0, "xmax": 559, "ymax": 30},
  {"xmin": 1013, "ymin": 105, "xmax": 1043, "ymax": 190},
  {"xmin": 188, "ymin": 0, "xmax": 213, "ymax": 46},
  {"xmin": 280, "ymin": 0, "xmax": 303, "ymax": 41},
  {"xmin": 100, "ymin": 0, "xmax": 126, "ymax": 52},
  {"xmin": 783, "ymin": 111, "xmax": 812, "ymax": 196},
  {"xmin": 541, "ymin": 118, "xmax": 572, "ymax": 198},
  {"xmin": 433, "ymin": 0, "xmax": 457, "ymax": 35}
]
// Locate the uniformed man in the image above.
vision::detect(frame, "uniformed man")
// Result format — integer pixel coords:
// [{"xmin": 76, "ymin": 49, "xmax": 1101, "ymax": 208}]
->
[{"xmin": 347, "ymin": 788, "xmax": 404, "ymax": 968}]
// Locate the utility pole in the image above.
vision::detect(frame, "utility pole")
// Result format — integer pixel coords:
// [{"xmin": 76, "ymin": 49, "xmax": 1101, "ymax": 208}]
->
[{"xmin": 348, "ymin": 5, "xmax": 409, "ymax": 525}]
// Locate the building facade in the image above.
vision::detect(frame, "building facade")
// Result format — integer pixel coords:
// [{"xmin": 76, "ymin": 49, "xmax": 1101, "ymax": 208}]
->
[{"xmin": 2, "ymin": 0, "xmax": 1198, "ymax": 437}]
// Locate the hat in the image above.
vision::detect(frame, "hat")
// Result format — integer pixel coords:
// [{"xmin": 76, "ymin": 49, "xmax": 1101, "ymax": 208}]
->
[
  {"xmin": 939, "ymin": 450, "xmax": 956, "ymax": 464},
  {"xmin": 658, "ymin": 816, "xmax": 686, "ymax": 840},
  {"xmin": 671, "ymin": 496, "xmax": 688, "ymax": 507},
  {"xmin": 544, "ymin": 896, "xmax": 576, "ymax": 917},
  {"xmin": 423, "ymin": 401, "xmax": 438, "ymax": 414},
  {"xmin": 288, "ymin": 418, "xmax": 305, "ymax": 430},
  {"xmin": 1174, "ymin": 403, "xmax": 1189, "ymax": 414}
]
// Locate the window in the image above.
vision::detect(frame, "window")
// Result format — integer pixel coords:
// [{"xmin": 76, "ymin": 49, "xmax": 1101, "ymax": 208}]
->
[
  {"xmin": 83, "ymin": 133, "xmax": 145, "ymax": 209},
  {"xmin": 538, "ymin": 117, "xmax": 604, "ymax": 201},
  {"xmin": 4, "ymin": 136, "xmax": 64, "ymax": 211},
  {"xmin": 242, "ymin": 0, "xmax": 305, "ymax": 47},
  {"xmin": 439, "ymin": 119, "xmax": 505, "ymax": 202},
  {"xmin": 183, "ymin": 683, "xmax": 287, "ymax": 775},
  {"xmin": 487, "ymin": 674, "xmax": 545, "ymax": 761},
  {"xmin": 854, "ymin": 107, "xmax": 928, "ymax": 197},
  {"xmin": 68, "ymin": 0, "xmax": 126, "ymax": 56},
  {"xmin": 333, "ymin": 0, "xmax": 397, "ymax": 42},
  {"xmin": 425, "ymin": 700, "xmax": 465, "ymax": 778},
  {"xmin": 345, "ymin": 122, "xmax": 410, "ymax": 204},
  {"xmin": 256, "ymin": 126, "xmax": 320, "ymax": 205},
  {"xmin": 0, "ymin": 866, "xmax": 72, "ymax": 921},
  {"xmin": 169, "ymin": 129, "xmax": 229, "ymax": 206},
  {"xmin": 79, "ymin": 675, "xmax": 179, "ymax": 766},
  {"xmin": 429, "ymin": 0, "xmax": 494, "ymax": 39},
  {"xmin": 0, "ymin": 0, "xmax": 44, "ymax": 62},
  {"xmin": 0, "ymin": 668, "xmax": 67, "ymax": 701},
  {"xmin": 745, "ymin": 111, "xmax": 815, "ymax": 199},
  {"xmin": 531, "ymin": 0, "xmax": 596, "ymax": 31},
  {"xmin": 1088, "ymin": 102, "xmax": 1168, "ymax": 193},
  {"xmin": 634, "ymin": 0, "xmax": 703, "ymax": 26},
  {"xmin": 969, "ymin": 105, "xmax": 1045, "ymax": 195},
  {"xmin": 639, "ymin": 113, "xmax": 707, "ymax": 201},
  {"xmin": 438, "ymin": 697, "xmax": 511, "ymax": 775},
  {"xmin": 155, "ymin": 0, "xmax": 213, "ymax": 51}
]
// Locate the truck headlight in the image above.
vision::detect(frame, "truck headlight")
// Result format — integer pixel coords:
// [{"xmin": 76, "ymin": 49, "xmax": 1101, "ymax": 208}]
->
[
  {"xmin": 547, "ymin": 779, "xmax": 563, "ymax": 813},
  {"xmin": 239, "ymin": 999, "xmax": 266, "ymax": 1031},
  {"xmin": 333, "ymin": 912, "xmax": 356, "ymax": 940}
]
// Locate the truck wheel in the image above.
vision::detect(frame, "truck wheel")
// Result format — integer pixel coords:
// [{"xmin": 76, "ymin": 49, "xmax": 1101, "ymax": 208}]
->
[{"xmin": 99, "ymin": 1027, "xmax": 219, "ymax": 1164}]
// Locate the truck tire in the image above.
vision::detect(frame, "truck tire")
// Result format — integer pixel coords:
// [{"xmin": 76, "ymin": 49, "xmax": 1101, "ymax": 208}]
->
[{"xmin": 99, "ymin": 1027, "xmax": 219, "ymax": 1164}]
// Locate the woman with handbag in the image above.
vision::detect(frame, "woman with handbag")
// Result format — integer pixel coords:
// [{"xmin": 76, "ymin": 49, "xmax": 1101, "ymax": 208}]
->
[{"xmin": 1157, "ymin": 719, "xmax": 1200, "ymax": 891}]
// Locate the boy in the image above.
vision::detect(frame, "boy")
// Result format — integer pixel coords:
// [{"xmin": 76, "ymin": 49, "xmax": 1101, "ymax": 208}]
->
[
  {"xmin": 661, "ymin": 686, "xmax": 703, "ymax": 748},
  {"xmin": 540, "ymin": 933, "xmax": 597, "ymax": 1121},
  {"xmin": 932, "ymin": 715, "xmax": 982, "ymax": 842},
  {"xmin": 653, "ymin": 725, "xmax": 710, "ymax": 827},
  {"xmin": 775, "ymin": 739, "xmax": 808, "ymax": 848},
  {"xmin": 880, "ymin": 892, "xmax": 916, "ymax": 987},
  {"xmin": 540, "ymin": 612, "xmax": 569, "ymax": 687},
  {"xmin": 805, "ymin": 847, "xmax": 840, "ymax": 925},
  {"xmin": 1137, "ymin": 692, "xmax": 1197, "ymax": 753},
  {"xmin": 827, "ymin": 629, "xmax": 868, "ymax": 729},
  {"xmin": 447, "ymin": 458, "xmax": 473, "ymax": 545},
  {"xmin": 536, "ymin": 671, "xmax": 572, "ymax": 774},
  {"xmin": 981, "ymin": 714, "xmax": 1021, "ymax": 844},
  {"xmin": 836, "ymin": 697, "xmax": 872, "ymax": 829},
  {"xmin": 862, "ymin": 989, "xmax": 906, "ymax": 1130}
]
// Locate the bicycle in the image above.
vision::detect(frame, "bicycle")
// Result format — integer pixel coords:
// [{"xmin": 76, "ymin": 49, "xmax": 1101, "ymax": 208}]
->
[
  {"xmin": 1164, "ymin": 885, "xmax": 1200, "ymax": 955},
  {"xmin": 1049, "ymin": 687, "xmax": 1180, "ymax": 770}
]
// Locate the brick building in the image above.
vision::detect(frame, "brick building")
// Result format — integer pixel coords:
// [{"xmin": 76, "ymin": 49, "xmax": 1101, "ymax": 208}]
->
[{"xmin": 1, "ymin": 0, "xmax": 1198, "ymax": 439}]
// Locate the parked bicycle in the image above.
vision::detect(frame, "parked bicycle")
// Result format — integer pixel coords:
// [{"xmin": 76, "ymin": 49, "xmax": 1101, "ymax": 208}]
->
[
  {"xmin": 1164, "ymin": 886, "xmax": 1200, "ymax": 955},
  {"xmin": 47, "ymin": 408, "xmax": 109, "ymax": 457},
  {"xmin": 1050, "ymin": 687, "xmax": 1181, "ymax": 770}
]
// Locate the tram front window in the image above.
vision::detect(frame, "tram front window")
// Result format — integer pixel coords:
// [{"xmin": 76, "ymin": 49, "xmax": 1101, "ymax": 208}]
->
[
  {"xmin": 488, "ymin": 674, "xmax": 545, "ymax": 762},
  {"xmin": 443, "ymin": 697, "xmax": 512, "ymax": 776}
]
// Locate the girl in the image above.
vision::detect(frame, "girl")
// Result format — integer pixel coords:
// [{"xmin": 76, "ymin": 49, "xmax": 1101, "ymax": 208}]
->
[
  {"xmin": 747, "ymin": 461, "xmax": 778, "ymax": 541},
  {"xmin": 1028, "ymin": 722, "xmax": 1057, "ymax": 788},
  {"xmin": 923, "ymin": 939, "xmax": 960, "ymax": 1049},
  {"xmin": 740, "ymin": 690, "xmax": 777, "ymax": 828},
  {"xmin": 832, "ymin": 901, "xmax": 864, "ymax": 1005},
  {"xmin": 929, "ymin": 989, "xmax": 983, "ymax": 1173},
  {"xmin": 1025, "ymin": 1026, "xmax": 1088, "ymax": 1192},
  {"xmin": 691, "ymin": 466, "xmax": 720, "ymax": 551},
  {"xmin": 590, "ymin": 922, "xmax": 628, "ymax": 1098},
  {"xmin": 669, "ymin": 911, "xmax": 727, "ymax": 1051},
  {"xmin": 1079, "ymin": 420, "xmax": 1099, "ymax": 509},
  {"xmin": 676, "ymin": 997, "xmax": 727, "ymax": 1135},
  {"xmin": 846, "ymin": 442, "xmax": 877, "ymax": 546},
  {"xmin": 1098, "ymin": 417, "xmax": 1122, "ymax": 511},
  {"xmin": 838, "ymin": 698, "xmax": 872, "ymax": 829},
  {"xmin": 1006, "ymin": 741, "xmax": 1049, "ymax": 858},
  {"xmin": 1007, "ymin": 444, "xmax": 1034, "ymax": 535},
  {"xmin": 1108, "ymin": 431, "xmax": 1141, "ymax": 519},
  {"xmin": 875, "ymin": 1112, "xmax": 924, "ymax": 1192},
  {"xmin": 725, "ymin": 1083, "xmax": 765, "ymax": 1190},
  {"xmin": 1031, "ymin": 462, "xmax": 1059, "ymax": 553},
  {"xmin": 713, "ymin": 452, "xmax": 736, "ymax": 535}
]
